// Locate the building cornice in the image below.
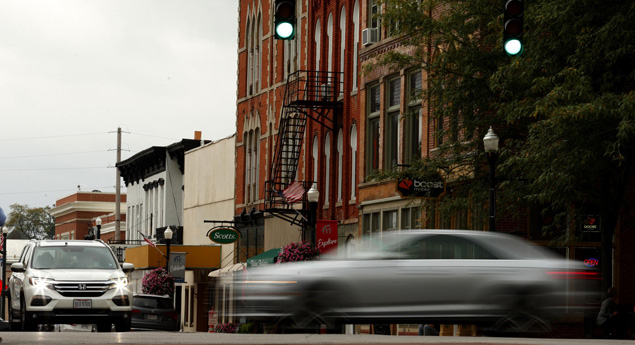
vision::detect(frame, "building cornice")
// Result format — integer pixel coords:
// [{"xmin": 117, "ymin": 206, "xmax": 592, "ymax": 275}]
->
[{"xmin": 49, "ymin": 201, "xmax": 128, "ymax": 218}]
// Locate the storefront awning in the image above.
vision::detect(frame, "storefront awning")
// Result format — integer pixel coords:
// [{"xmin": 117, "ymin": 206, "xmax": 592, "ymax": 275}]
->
[
  {"xmin": 246, "ymin": 248, "xmax": 280, "ymax": 267},
  {"xmin": 208, "ymin": 263, "xmax": 245, "ymax": 278}
]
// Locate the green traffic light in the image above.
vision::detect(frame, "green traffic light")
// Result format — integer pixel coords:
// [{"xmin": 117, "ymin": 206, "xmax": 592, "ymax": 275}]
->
[
  {"xmin": 504, "ymin": 39, "xmax": 523, "ymax": 56},
  {"xmin": 276, "ymin": 22, "xmax": 294, "ymax": 39}
]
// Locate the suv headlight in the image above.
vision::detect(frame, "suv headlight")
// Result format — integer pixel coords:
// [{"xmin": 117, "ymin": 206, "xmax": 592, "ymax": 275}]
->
[
  {"xmin": 29, "ymin": 277, "xmax": 55, "ymax": 290},
  {"xmin": 109, "ymin": 277, "xmax": 129, "ymax": 290}
]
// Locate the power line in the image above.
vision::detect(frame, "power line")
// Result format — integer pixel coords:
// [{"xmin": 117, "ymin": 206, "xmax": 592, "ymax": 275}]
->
[
  {"xmin": 128, "ymin": 132, "xmax": 179, "ymax": 141},
  {"xmin": 0, "ymin": 186, "xmax": 116, "ymax": 196},
  {"xmin": 0, "ymin": 166, "xmax": 112, "ymax": 172},
  {"xmin": 0, "ymin": 150, "xmax": 109, "ymax": 160},
  {"xmin": 0, "ymin": 132, "xmax": 109, "ymax": 142}
]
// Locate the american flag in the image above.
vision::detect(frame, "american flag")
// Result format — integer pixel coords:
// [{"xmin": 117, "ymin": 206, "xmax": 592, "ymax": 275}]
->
[
  {"xmin": 138, "ymin": 231, "xmax": 157, "ymax": 248},
  {"xmin": 277, "ymin": 181, "xmax": 306, "ymax": 204}
]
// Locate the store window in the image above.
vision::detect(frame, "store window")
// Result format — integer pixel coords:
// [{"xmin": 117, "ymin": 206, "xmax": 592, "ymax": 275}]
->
[{"xmin": 383, "ymin": 210, "xmax": 398, "ymax": 231}]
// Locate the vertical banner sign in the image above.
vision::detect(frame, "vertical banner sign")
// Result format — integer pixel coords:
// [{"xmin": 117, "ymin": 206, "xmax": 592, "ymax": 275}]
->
[
  {"xmin": 169, "ymin": 252, "xmax": 186, "ymax": 283},
  {"xmin": 316, "ymin": 220, "xmax": 338, "ymax": 254}
]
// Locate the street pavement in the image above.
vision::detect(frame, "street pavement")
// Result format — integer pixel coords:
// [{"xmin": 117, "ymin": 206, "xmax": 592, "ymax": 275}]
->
[{"xmin": 0, "ymin": 332, "xmax": 632, "ymax": 345}]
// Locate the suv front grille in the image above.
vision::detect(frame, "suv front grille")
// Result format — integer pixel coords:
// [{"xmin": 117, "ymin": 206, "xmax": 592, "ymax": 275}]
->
[{"xmin": 53, "ymin": 281, "xmax": 114, "ymax": 297}]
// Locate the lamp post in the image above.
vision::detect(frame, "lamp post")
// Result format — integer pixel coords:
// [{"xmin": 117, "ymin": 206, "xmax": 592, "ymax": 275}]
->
[
  {"xmin": 164, "ymin": 226, "xmax": 173, "ymax": 273},
  {"xmin": 95, "ymin": 217, "xmax": 102, "ymax": 240},
  {"xmin": 0, "ymin": 206, "xmax": 6, "ymax": 321},
  {"xmin": 307, "ymin": 184, "xmax": 319, "ymax": 245},
  {"xmin": 483, "ymin": 126, "xmax": 500, "ymax": 232}
]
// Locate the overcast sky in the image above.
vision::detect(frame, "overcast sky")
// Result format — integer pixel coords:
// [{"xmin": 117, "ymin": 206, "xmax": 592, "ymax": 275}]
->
[{"xmin": 0, "ymin": 0, "xmax": 238, "ymax": 216}]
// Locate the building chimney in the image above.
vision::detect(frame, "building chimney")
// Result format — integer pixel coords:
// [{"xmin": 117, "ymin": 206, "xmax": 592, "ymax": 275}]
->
[{"xmin": 194, "ymin": 131, "xmax": 202, "ymax": 140}]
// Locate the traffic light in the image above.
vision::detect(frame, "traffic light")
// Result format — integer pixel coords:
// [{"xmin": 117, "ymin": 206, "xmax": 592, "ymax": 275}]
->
[
  {"xmin": 503, "ymin": 0, "xmax": 524, "ymax": 56},
  {"xmin": 274, "ymin": 0, "xmax": 296, "ymax": 40}
]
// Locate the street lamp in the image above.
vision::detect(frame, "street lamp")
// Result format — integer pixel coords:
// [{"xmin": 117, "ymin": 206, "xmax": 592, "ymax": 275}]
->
[
  {"xmin": 483, "ymin": 126, "xmax": 500, "ymax": 232},
  {"xmin": 307, "ymin": 184, "xmax": 319, "ymax": 245},
  {"xmin": 0, "ymin": 206, "xmax": 6, "ymax": 321},
  {"xmin": 95, "ymin": 217, "xmax": 102, "ymax": 240},
  {"xmin": 164, "ymin": 226, "xmax": 173, "ymax": 273}
]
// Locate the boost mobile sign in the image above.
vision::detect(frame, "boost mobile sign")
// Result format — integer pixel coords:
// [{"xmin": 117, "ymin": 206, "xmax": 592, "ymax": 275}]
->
[
  {"xmin": 207, "ymin": 227, "xmax": 240, "ymax": 244},
  {"xmin": 397, "ymin": 175, "xmax": 446, "ymax": 199}
]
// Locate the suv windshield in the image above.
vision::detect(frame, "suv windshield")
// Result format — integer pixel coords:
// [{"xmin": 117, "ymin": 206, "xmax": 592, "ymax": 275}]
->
[{"xmin": 32, "ymin": 246, "xmax": 118, "ymax": 269}]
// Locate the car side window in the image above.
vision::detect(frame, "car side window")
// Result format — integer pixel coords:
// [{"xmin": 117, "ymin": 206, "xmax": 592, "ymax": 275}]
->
[
  {"xmin": 403, "ymin": 235, "xmax": 497, "ymax": 260},
  {"xmin": 20, "ymin": 245, "xmax": 33, "ymax": 266}
]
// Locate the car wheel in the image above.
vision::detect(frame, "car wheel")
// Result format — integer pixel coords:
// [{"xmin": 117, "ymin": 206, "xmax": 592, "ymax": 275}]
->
[
  {"xmin": 20, "ymin": 298, "xmax": 37, "ymax": 332},
  {"xmin": 487, "ymin": 292, "xmax": 552, "ymax": 336},
  {"xmin": 490, "ymin": 310, "xmax": 552, "ymax": 336},
  {"xmin": 288, "ymin": 285, "xmax": 336, "ymax": 332},
  {"xmin": 8, "ymin": 296, "xmax": 22, "ymax": 331},
  {"xmin": 115, "ymin": 318, "xmax": 131, "ymax": 332},
  {"xmin": 96, "ymin": 322, "xmax": 112, "ymax": 332}
]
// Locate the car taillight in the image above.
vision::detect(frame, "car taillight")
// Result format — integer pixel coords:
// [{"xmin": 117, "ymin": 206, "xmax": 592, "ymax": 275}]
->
[
  {"xmin": 132, "ymin": 309, "xmax": 141, "ymax": 314},
  {"xmin": 546, "ymin": 270, "xmax": 601, "ymax": 280},
  {"xmin": 166, "ymin": 312, "xmax": 179, "ymax": 320}
]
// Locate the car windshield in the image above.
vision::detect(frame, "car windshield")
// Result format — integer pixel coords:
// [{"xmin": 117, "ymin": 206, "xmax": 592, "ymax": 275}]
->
[
  {"xmin": 32, "ymin": 246, "xmax": 118, "ymax": 269},
  {"xmin": 133, "ymin": 296, "xmax": 174, "ymax": 309}
]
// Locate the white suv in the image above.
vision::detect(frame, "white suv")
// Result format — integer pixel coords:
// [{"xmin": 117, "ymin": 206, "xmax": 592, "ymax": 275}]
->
[{"xmin": 9, "ymin": 240, "xmax": 135, "ymax": 332}]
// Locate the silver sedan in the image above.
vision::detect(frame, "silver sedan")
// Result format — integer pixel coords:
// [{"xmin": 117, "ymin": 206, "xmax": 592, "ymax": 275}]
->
[{"xmin": 228, "ymin": 230, "xmax": 599, "ymax": 334}]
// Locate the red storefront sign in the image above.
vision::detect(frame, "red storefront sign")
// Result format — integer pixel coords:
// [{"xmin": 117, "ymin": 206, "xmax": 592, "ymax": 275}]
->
[{"xmin": 316, "ymin": 220, "xmax": 338, "ymax": 254}]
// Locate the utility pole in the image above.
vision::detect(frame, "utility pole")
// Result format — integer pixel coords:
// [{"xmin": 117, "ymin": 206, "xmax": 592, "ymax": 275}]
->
[{"xmin": 115, "ymin": 127, "xmax": 122, "ymax": 241}]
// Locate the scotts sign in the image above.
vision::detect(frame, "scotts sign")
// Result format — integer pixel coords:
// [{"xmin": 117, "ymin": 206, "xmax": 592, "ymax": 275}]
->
[
  {"xmin": 397, "ymin": 175, "xmax": 446, "ymax": 199},
  {"xmin": 208, "ymin": 227, "xmax": 240, "ymax": 244}
]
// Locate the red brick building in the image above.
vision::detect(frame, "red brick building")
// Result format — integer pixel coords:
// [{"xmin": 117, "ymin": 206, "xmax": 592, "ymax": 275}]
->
[
  {"xmin": 235, "ymin": 0, "xmax": 362, "ymax": 257},
  {"xmin": 50, "ymin": 191, "xmax": 126, "ymax": 242}
]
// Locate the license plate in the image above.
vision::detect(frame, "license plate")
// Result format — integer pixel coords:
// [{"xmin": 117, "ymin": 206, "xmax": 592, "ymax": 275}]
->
[
  {"xmin": 73, "ymin": 299, "xmax": 92, "ymax": 309},
  {"xmin": 146, "ymin": 314, "xmax": 158, "ymax": 320}
]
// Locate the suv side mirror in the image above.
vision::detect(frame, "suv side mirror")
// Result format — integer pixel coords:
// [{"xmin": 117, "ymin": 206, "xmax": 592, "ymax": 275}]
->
[
  {"xmin": 121, "ymin": 263, "xmax": 134, "ymax": 273},
  {"xmin": 11, "ymin": 263, "xmax": 25, "ymax": 273}
]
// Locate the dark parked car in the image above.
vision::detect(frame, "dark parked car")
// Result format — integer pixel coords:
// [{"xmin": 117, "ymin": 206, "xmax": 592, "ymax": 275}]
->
[
  {"xmin": 227, "ymin": 230, "xmax": 599, "ymax": 334},
  {"xmin": 131, "ymin": 294, "xmax": 179, "ymax": 331}
]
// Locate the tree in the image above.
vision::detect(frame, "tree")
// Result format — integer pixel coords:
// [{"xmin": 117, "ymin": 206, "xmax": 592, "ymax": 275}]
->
[
  {"xmin": 5, "ymin": 203, "xmax": 55, "ymax": 239},
  {"xmin": 370, "ymin": 0, "xmax": 635, "ymax": 293}
]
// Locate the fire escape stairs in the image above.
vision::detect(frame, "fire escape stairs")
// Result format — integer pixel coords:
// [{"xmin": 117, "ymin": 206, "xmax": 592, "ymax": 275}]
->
[{"xmin": 265, "ymin": 70, "xmax": 343, "ymax": 227}]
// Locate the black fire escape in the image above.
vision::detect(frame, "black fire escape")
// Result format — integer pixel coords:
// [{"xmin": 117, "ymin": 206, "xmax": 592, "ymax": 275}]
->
[{"xmin": 265, "ymin": 70, "xmax": 343, "ymax": 227}]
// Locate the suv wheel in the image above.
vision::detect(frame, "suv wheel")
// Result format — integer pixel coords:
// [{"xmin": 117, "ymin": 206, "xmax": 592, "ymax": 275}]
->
[
  {"xmin": 96, "ymin": 322, "xmax": 112, "ymax": 332},
  {"xmin": 20, "ymin": 298, "xmax": 37, "ymax": 332},
  {"xmin": 115, "ymin": 318, "xmax": 131, "ymax": 332},
  {"xmin": 8, "ymin": 297, "xmax": 21, "ymax": 331}
]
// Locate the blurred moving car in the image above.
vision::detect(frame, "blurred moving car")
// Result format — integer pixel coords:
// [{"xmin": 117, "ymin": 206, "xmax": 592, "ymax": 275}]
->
[
  {"xmin": 229, "ymin": 230, "xmax": 600, "ymax": 334},
  {"xmin": 131, "ymin": 294, "xmax": 180, "ymax": 331}
]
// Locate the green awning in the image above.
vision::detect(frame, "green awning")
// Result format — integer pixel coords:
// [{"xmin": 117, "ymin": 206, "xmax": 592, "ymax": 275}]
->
[{"xmin": 247, "ymin": 248, "xmax": 280, "ymax": 267}]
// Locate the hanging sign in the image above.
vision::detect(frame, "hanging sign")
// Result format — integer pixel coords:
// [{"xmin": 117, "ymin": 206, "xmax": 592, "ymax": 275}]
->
[
  {"xmin": 397, "ymin": 174, "xmax": 446, "ymax": 199},
  {"xmin": 581, "ymin": 215, "xmax": 600, "ymax": 232},
  {"xmin": 207, "ymin": 227, "xmax": 240, "ymax": 244},
  {"xmin": 316, "ymin": 220, "xmax": 338, "ymax": 254}
]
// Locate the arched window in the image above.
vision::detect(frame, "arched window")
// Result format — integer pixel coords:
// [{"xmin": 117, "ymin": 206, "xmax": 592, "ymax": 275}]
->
[
  {"xmin": 339, "ymin": 6, "xmax": 346, "ymax": 98},
  {"xmin": 352, "ymin": 1, "xmax": 360, "ymax": 91},
  {"xmin": 337, "ymin": 129, "xmax": 343, "ymax": 202},
  {"xmin": 350, "ymin": 124, "xmax": 357, "ymax": 201},
  {"xmin": 246, "ymin": 16, "xmax": 252, "ymax": 96},
  {"xmin": 315, "ymin": 19, "xmax": 321, "ymax": 73},
  {"xmin": 312, "ymin": 136, "xmax": 319, "ymax": 186},
  {"xmin": 324, "ymin": 132, "xmax": 331, "ymax": 205},
  {"xmin": 255, "ymin": 13, "xmax": 261, "ymax": 92},
  {"xmin": 327, "ymin": 13, "xmax": 334, "ymax": 74}
]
